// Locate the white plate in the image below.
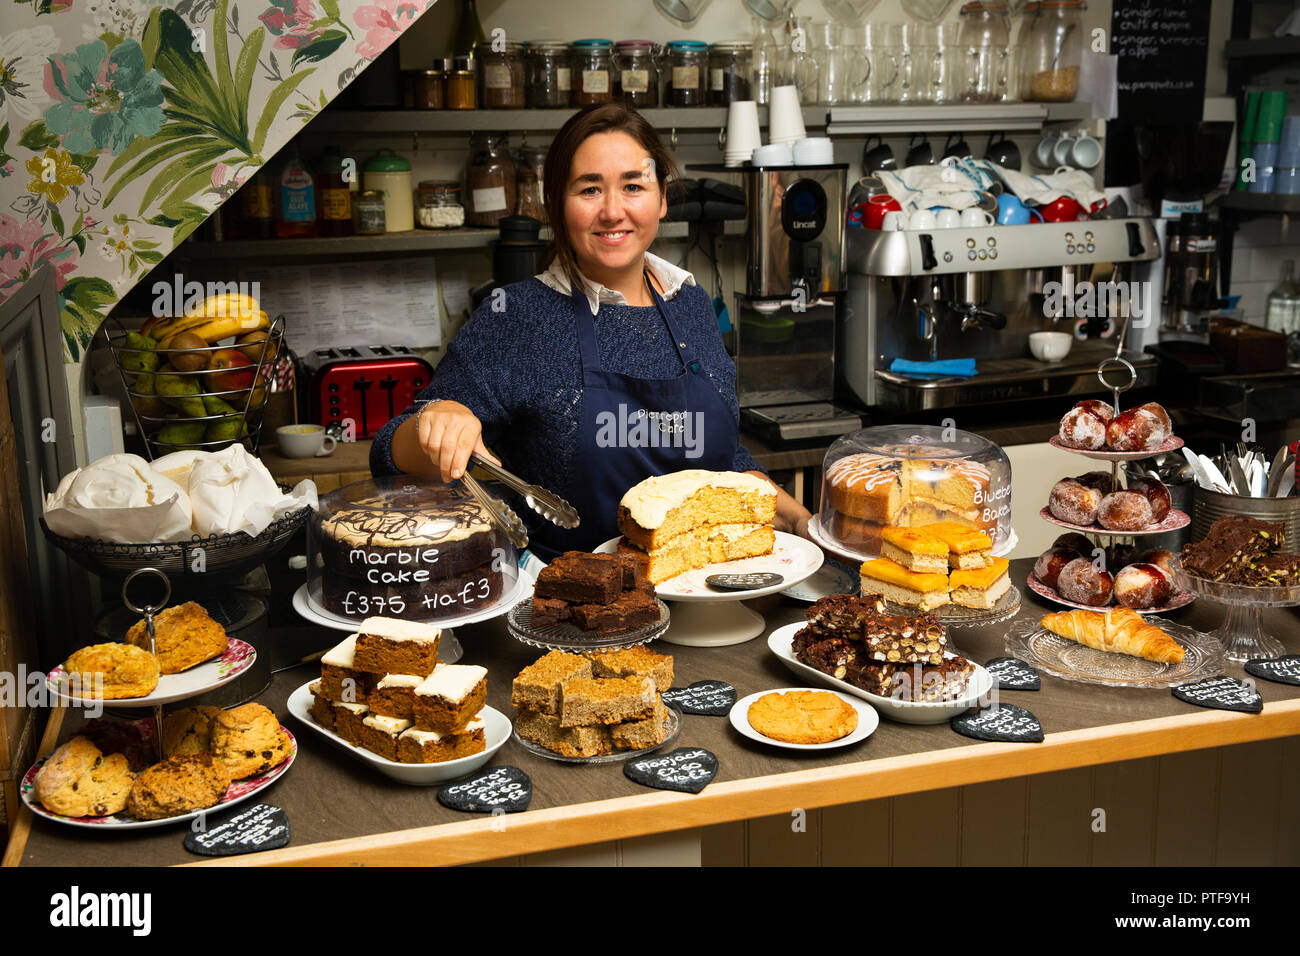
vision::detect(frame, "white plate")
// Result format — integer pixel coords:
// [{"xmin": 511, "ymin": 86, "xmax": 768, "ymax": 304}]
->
[
  {"xmin": 20, "ymin": 725, "xmax": 295, "ymax": 830},
  {"xmin": 594, "ymin": 531, "xmax": 823, "ymax": 601},
  {"xmin": 808, "ymin": 517, "xmax": 1019, "ymax": 565},
  {"xmin": 45, "ymin": 638, "xmax": 257, "ymax": 707},
  {"xmin": 294, "ymin": 567, "xmax": 535, "ymax": 632},
  {"xmin": 286, "ymin": 681, "xmax": 510, "ymax": 786},
  {"xmin": 780, "ymin": 559, "xmax": 858, "ymax": 602},
  {"xmin": 728, "ymin": 687, "xmax": 879, "ymax": 750},
  {"xmin": 767, "ymin": 621, "xmax": 994, "ymax": 725}
]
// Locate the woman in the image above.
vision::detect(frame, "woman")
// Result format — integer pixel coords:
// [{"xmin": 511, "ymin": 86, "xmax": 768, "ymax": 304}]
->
[{"xmin": 371, "ymin": 103, "xmax": 811, "ymax": 560}]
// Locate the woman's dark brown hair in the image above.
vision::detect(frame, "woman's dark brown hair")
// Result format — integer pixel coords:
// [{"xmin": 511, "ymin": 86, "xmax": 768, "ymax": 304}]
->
[{"xmin": 541, "ymin": 103, "xmax": 680, "ymax": 294}]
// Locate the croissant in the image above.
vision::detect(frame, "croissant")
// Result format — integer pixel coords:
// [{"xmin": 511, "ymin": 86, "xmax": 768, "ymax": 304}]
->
[{"xmin": 1040, "ymin": 607, "xmax": 1185, "ymax": 664}]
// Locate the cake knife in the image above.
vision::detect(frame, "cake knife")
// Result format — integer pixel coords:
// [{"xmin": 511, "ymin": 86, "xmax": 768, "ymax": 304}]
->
[
  {"xmin": 460, "ymin": 470, "xmax": 529, "ymax": 549},
  {"xmin": 470, "ymin": 453, "xmax": 580, "ymax": 529}
]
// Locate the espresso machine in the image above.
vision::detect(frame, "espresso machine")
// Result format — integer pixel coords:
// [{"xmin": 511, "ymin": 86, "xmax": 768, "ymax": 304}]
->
[
  {"xmin": 841, "ymin": 219, "xmax": 1162, "ymax": 410},
  {"xmin": 1156, "ymin": 212, "xmax": 1225, "ymax": 343},
  {"xmin": 733, "ymin": 162, "xmax": 864, "ymax": 443}
]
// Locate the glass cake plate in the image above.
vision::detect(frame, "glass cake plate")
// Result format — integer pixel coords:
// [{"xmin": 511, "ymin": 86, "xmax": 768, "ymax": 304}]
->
[
  {"xmin": 1048, "ymin": 434, "xmax": 1184, "ymax": 461},
  {"xmin": 1004, "ymin": 615, "xmax": 1223, "ymax": 688},
  {"xmin": 511, "ymin": 705, "xmax": 680, "ymax": 764},
  {"xmin": 882, "ymin": 583, "xmax": 1021, "ymax": 630},
  {"xmin": 506, "ymin": 598, "xmax": 671, "ymax": 651},
  {"xmin": 1168, "ymin": 554, "xmax": 1300, "ymax": 662}
]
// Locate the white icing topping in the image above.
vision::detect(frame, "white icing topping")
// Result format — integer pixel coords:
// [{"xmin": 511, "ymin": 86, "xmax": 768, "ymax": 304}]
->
[
  {"xmin": 359, "ymin": 617, "xmax": 441, "ymax": 643},
  {"xmin": 363, "ymin": 713, "xmax": 412, "ymax": 735},
  {"xmin": 415, "ymin": 662, "xmax": 487, "ymax": 702},
  {"xmin": 309, "ymin": 680, "xmax": 323, "ymax": 695},
  {"xmin": 321, "ymin": 634, "xmax": 359, "ymax": 668},
  {"xmin": 399, "ymin": 717, "xmax": 484, "ymax": 744},
  {"xmin": 333, "ymin": 700, "xmax": 367, "ymax": 715},
  {"xmin": 707, "ymin": 523, "xmax": 769, "ymax": 543},
  {"xmin": 826, "ymin": 454, "xmax": 900, "ymax": 492},
  {"xmin": 621, "ymin": 469, "xmax": 774, "ymax": 530},
  {"xmin": 377, "ymin": 673, "xmax": 422, "ymax": 690}
]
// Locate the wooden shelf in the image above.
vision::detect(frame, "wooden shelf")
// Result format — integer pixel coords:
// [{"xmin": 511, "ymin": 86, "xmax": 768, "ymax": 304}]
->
[
  {"xmin": 1218, "ymin": 191, "xmax": 1300, "ymax": 213},
  {"xmin": 826, "ymin": 100, "xmax": 1093, "ymax": 135}
]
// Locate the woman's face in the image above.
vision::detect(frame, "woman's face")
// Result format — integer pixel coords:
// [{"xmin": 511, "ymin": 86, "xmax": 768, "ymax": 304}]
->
[{"xmin": 564, "ymin": 131, "xmax": 667, "ymax": 280}]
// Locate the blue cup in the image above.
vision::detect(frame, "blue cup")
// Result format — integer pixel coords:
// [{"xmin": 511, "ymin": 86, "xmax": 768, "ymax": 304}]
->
[
  {"xmin": 1249, "ymin": 165, "xmax": 1277, "ymax": 193},
  {"xmin": 1253, "ymin": 141, "xmax": 1280, "ymax": 166},
  {"xmin": 1277, "ymin": 167, "xmax": 1300, "ymax": 195},
  {"xmin": 996, "ymin": 192, "xmax": 1045, "ymax": 225}
]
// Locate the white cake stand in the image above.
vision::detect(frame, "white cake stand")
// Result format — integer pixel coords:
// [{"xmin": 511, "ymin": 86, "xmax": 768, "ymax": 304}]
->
[{"xmin": 595, "ymin": 532, "xmax": 824, "ymax": 646}]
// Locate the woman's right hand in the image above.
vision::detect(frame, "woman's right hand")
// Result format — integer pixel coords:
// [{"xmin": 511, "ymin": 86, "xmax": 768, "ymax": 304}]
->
[{"xmin": 415, "ymin": 400, "xmax": 499, "ymax": 481}]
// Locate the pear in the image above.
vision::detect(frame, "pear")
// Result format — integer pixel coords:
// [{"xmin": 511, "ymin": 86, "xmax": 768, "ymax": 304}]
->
[
  {"xmin": 201, "ymin": 393, "xmax": 239, "ymax": 418},
  {"xmin": 156, "ymin": 422, "xmax": 206, "ymax": 449},
  {"xmin": 155, "ymin": 372, "xmax": 205, "ymax": 418},
  {"xmin": 129, "ymin": 373, "xmax": 168, "ymax": 420},
  {"xmin": 120, "ymin": 332, "xmax": 160, "ymax": 373},
  {"xmin": 203, "ymin": 416, "xmax": 248, "ymax": 445}
]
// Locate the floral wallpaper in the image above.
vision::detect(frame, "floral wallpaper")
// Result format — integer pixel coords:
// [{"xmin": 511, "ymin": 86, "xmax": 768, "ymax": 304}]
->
[{"xmin": 0, "ymin": 0, "xmax": 434, "ymax": 360}]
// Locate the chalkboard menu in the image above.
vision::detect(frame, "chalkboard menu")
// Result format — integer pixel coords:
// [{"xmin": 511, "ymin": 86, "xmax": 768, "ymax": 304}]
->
[
  {"xmin": 184, "ymin": 804, "xmax": 290, "ymax": 857},
  {"xmin": 625, "ymin": 747, "xmax": 718, "ymax": 794},
  {"xmin": 1111, "ymin": 0, "xmax": 1211, "ymax": 124}
]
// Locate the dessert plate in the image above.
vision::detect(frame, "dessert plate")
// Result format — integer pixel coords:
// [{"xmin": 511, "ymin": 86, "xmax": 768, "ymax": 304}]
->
[
  {"xmin": 511, "ymin": 706, "xmax": 681, "ymax": 764},
  {"xmin": 1049, "ymin": 434, "xmax": 1184, "ymax": 461},
  {"xmin": 729, "ymin": 688, "xmax": 878, "ymax": 751},
  {"xmin": 286, "ymin": 681, "xmax": 510, "ymax": 786},
  {"xmin": 767, "ymin": 622, "xmax": 994, "ymax": 725},
  {"xmin": 780, "ymin": 559, "xmax": 858, "ymax": 602},
  {"xmin": 21, "ymin": 724, "xmax": 295, "ymax": 830},
  {"xmin": 506, "ymin": 598, "xmax": 671, "ymax": 652},
  {"xmin": 1038, "ymin": 506, "xmax": 1189, "ymax": 537},
  {"xmin": 882, "ymin": 584, "xmax": 1021, "ymax": 630},
  {"xmin": 1004, "ymin": 616, "xmax": 1223, "ymax": 688},
  {"xmin": 808, "ymin": 517, "xmax": 1019, "ymax": 565},
  {"xmin": 1025, "ymin": 571, "xmax": 1194, "ymax": 615},
  {"xmin": 45, "ymin": 638, "xmax": 256, "ymax": 708}
]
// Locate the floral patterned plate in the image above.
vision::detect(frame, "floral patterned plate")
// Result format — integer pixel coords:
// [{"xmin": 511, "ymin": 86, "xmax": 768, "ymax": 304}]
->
[
  {"xmin": 20, "ymin": 724, "xmax": 295, "ymax": 830},
  {"xmin": 44, "ymin": 638, "xmax": 256, "ymax": 707}
]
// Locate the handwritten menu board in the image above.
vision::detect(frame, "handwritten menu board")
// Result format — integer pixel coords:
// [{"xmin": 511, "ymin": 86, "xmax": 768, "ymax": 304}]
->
[
  {"xmin": 1110, "ymin": 0, "xmax": 1211, "ymax": 124},
  {"xmin": 184, "ymin": 804, "xmax": 290, "ymax": 857}
]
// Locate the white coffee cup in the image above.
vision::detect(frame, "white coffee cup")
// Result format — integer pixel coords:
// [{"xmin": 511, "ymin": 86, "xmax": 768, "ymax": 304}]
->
[
  {"xmin": 1028, "ymin": 331, "xmax": 1072, "ymax": 362},
  {"xmin": 936, "ymin": 208, "xmax": 961, "ymax": 229},
  {"xmin": 909, "ymin": 208, "xmax": 937, "ymax": 230},
  {"xmin": 1034, "ymin": 132, "xmax": 1060, "ymax": 168},
  {"xmin": 1070, "ymin": 133, "xmax": 1102, "ymax": 169},
  {"xmin": 960, "ymin": 207, "xmax": 994, "ymax": 227},
  {"xmin": 1052, "ymin": 133, "xmax": 1076, "ymax": 167},
  {"xmin": 882, "ymin": 210, "xmax": 906, "ymax": 231},
  {"xmin": 277, "ymin": 423, "xmax": 336, "ymax": 458}
]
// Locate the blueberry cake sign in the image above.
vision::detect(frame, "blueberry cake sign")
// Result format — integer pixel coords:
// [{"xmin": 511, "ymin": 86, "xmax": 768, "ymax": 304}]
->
[
  {"xmin": 438, "ymin": 766, "xmax": 532, "ymax": 814},
  {"xmin": 317, "ymin": 481, "xmax": 508, "ymax": 620},
  {"xmin": 1172, "ymin": 676, "xmax": 1263, "ymax": 713},
  {"xmin": 951, "ymin": 703, "xmax": 1044, "ymax": 743},
  {"xmin": 625, "ymin": 747, "xmax": 718, "ymax": 794},
  {"xmin": 663, "ymin": 680, "xmax": 737, "ymax": 716},
  {"xmin": 1244, "ymin": 656, "xmax": 1300, "ymax": 687},
  {"xmin": 183, "ymin": 804, "xmax": 290, "ymax": 857}
]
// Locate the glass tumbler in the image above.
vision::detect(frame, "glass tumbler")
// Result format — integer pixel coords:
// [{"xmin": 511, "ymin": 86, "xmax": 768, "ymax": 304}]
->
[
  {"xmin": 863, "ymin": 22, "xmax": 900, "ymax": 104},
  {"xmin": 809, "ymin": 21, "xmax": 870, "ymax": 105}
]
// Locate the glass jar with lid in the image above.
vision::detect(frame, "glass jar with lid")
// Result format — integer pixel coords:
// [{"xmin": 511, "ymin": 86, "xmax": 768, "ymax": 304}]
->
[
  {"xmin": 466, "ymin": 132, "xmax": 516, "ymax": 227},
  {"xmin": 527, "ymin": 40, "xmax": 572, "ymax": 107},
  {"xmin": 709, "ymin": 41, "xmax": 752, "ymax": 106},
  {"xmin": 957, "ymin": 1, "xmax": 1011, "ymax": 103},
  {"xmin": 410, "ymin": 61, "xmax": 446, "ymax": 109},
  {"xmin": 353, "ymin": 190, "xmax": 386, "ymax": 235},
  {"xmin": 476, "ymin": 40, "xmax": 526, "ymax": 108},
  {"xmin": 614, "ymin": 40, "xmax": 659, "ymax": 107},
  {"xmin": 416, "ymin": 180, "xmax": 465, "ymax": 229},
  {"xmin": 1021, "ymin": 0, "xmax": 1083, "ymax": 102},
  {"xmin": 362, "ymin": 149, "xmax": 413, "ymax": 232},
  {"xmin": 571, "ymin": 39, "xmax": 615, "ymax": 106},
  {"xmin": 665, "ymin": 40, "xmax": 709, "ymax": 106},
  {"xmin": 445, "ymin": 55, "xmax": 476, "ymax": 109},
  {"xmin": 514, "ymin": 145, "xmax": 547, "ymax": 223}
]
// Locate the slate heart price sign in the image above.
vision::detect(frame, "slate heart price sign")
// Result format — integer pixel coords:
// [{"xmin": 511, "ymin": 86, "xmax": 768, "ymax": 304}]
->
[
  {"xmin": 705, "ymin": 572, "xmax": 783, "ymax": 591},
  {"xmin": 1244, "ymin": 655, "xmax": 1300, "ymax": 688},
  {"xmin": 662, "ymin": 680, "xmax": 737, "ymax": 716},
  {"xmin": 624, "ymin": 747, "xmax": 718, "ymax": 794},
  {"xmin": 950, "ymin": 703, "xmax": 1044, "ymax": 743},
  {"xmin": 1172, "ymin": 676, "xmax": 1263, "ymax": 714},
  {"xmin": 984, "ymin": 657, "xmax": 1041, "ymax": 691},
  {"xmin": 183, "ymin": 804, "xmax": 290, "ymax": 857},
  {"xmin": 438, "ymin": 765, "xmax": 532, "ymax": 814}
]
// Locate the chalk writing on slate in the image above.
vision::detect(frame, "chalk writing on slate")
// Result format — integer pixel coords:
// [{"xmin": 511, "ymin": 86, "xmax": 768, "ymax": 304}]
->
[
  {"xmin": 706, "ymin": 572, "xmax": 784, "ymax": 591},
  {"xmin": 438, "ymin": 765, "xmax": 532, "ymax": 814},
  {"xmin": 183, "ymin": 804, "xmax": 290, "ymax": 857},
  {"xmin": 1244, "ymin": 656, "xmax": 1300, "ymax": 688},
  {"xmin": 1110, "ymin": 0, "xmax": 1211, "ymax": 124},
  {"xmin": 984, "ymin": 657, "xmax": 1041, "ymax": 691},
  {"xmin": 663, "ymin": 680, "xmax": 737, "ymax": 716},
  {"xmin": 951, "ymin": 703, "xmax": 1044, "ymax": 743},
  {"xmin": 625, "ymin": 747, "xmax": 718, "ymax": 794},
  {"xmin": 1172, "ymin": 676, "xmax": 1263, "ymax": 714}
]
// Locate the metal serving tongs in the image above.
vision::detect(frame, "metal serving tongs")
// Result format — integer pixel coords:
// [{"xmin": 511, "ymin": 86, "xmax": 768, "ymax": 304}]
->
[
  {"xmin": 470, "ymin": 452, "xmax": 581, "ymax": 530},
  {"xmin": 459, "ymin": 469, "xmax": 529, "ymax": 549}
]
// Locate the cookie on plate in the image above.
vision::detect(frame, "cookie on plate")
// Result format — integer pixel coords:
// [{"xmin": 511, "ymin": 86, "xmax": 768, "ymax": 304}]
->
[
  {"xmin": 208, "ymin": 703, "xmax": 291, "ymax": 779},
  {"xmin": 162, "ymin": 705, "xmax": 222, "ymax": 757},
  {"xmin": 124, "ymin": 601, "xmax": 228, "ymax": 674},
  {"xmin": 33, "ymin": 737, "xmax": 135, "ymax": 818},
  {"xmin": 747, "ymin": 691, "xmax": 858, "ymax": 745},
  {"xmin": 126, "ymin": 754, "xmax": 231, "ymax": 820},
  {"xmin": 62, "ymin": 643, "xmax": 159, "ymax": 699}
]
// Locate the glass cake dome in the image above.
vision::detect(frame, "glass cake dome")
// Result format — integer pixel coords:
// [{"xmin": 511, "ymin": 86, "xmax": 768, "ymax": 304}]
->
[
  {"xmin": 818, "ymin": 424, "xmax": 1012, "ymax": 559},
  {"xmin": 307, "ymin": 476, "xmax": 519, "ymax": 624}
]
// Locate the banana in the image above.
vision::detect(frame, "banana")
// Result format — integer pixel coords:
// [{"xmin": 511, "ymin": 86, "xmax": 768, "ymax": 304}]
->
[
  {"xmin": 156, "ymin": 310, "xmax": 270, "ymax": 348},
  {"xmin": 194, "ymin": 291, "xmax": 260, "ymax": 320}
]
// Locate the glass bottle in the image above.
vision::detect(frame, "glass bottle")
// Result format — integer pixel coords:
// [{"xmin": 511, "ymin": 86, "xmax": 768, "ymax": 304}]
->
[
  {"xmin": 238, "ymin": 167, "xmax": 274, "ymax": 240},
  {"xmin": 275, "ymin": 143, "xmax": 317, "ymax": 238},
  {"xmin": 466, "ymin": 132, "xmax": 516, "ymax": 227},
  {"xmin": 1021, "ymin": 0, "xmax": 1083, "ymax": 102},
  {"xmin": 1265, "ymin": 260, "xmax": 1300, "ymax": 342},
  {"xmin": 452, "ymin": 0, "xmax": 485, "ymax": 58},
  {"xmin": 316, "ymin": 146, "xmax": 353, "ymax": 237}
]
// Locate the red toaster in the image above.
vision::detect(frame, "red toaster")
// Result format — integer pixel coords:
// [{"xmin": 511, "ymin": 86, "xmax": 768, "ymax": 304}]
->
[{"xmin": 300, "ymin": 346, "xmax": 434, "ymax": 439}]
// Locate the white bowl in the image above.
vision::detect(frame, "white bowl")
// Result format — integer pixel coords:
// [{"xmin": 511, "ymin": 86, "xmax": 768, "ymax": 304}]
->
[{"xmin": 1029, "ymin": 330, "xmax": 1073, "ymax": 362}]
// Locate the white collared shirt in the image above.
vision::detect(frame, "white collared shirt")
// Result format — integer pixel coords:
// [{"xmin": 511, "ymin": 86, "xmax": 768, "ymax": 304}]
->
[{"xmin": 538, "ymin": 251, "xmax": 697, "ymax": 315}]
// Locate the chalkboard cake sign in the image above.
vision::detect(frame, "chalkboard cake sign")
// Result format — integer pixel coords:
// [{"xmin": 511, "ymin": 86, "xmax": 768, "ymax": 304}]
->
[
  {"xmin": 950, "ymin": 703, "xmax": 1044, "ymax": 743},
  {"xmin": 624, "ymin": 747, "xmax": 718, "ymax": 794},
  {"xmin": 183, "ymin": 804, "xmax": 290, "ymax": 857},
  {"xmin": 1244, "ymin": 656, "xmax": 1300, "ymax": 688},
  {"xmin": 438, "ymin": 765, "xmax": 532, "ymax": 814},
  {"xmin": 984, "ymin": 657, "xmax": 1041, "ymax": 691},
  {"xmin": 706, "ymin": 572, "xmax": 783, "ymax": 591},
  {"xmin": 1172, "ymin": 676, "xmax": 1263, "ymax": 713},
  {"xmin": 663, "ymin": 680, "xmax": 737, "ymax": 716}
]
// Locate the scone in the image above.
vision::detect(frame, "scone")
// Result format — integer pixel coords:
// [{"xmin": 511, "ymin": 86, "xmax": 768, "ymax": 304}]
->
[
  {"xmin": 124, "ymin": 601, "xmax": 228, "ymax": 674},
  {"xmin": 62, "ymin": 643, "xmax": 160, "ymax": 699},
  {"xmin": 34, "ymin": 737, "xmax": 135, "ymax": 818},
  {"xmin": 126, "ymin": 754, "xmax": 231, "ymax": 820},
  {"xmin": 162, "ymin": 706, "xmax": 222, "ymax": 757},
  {"xmin": 77, "ymin": 718, "xmax": 151, "ymax": 771},
  {"xmin": 208, "ymin": 703, "xmax": 291, "ymax": 779}
]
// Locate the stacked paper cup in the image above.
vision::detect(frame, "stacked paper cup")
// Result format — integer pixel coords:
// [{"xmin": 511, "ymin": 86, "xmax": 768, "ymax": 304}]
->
[
  {"xmin": 725, "ymin": 100, "xmax": 761, "ymax": 167},
  {"xmin": 792, "ymin": 137, "xmax": 834, "ymax": 165},
  {"xmin": 1249, "ymin": 92, "xmax": 1288, "ymax": 194},
  {"xmin": 768, "ymin": 85, "xmax": 807, "ymax": 146},
  {"xmin": 1278, "ymin": 115, "xmax": 1300, "ymax": 195}
]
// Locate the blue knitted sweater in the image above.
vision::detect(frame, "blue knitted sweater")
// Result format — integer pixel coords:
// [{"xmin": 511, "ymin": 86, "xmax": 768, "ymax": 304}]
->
[{"xmin": 370, "ymin": 277, "xmax": 763, "ymax": 507}]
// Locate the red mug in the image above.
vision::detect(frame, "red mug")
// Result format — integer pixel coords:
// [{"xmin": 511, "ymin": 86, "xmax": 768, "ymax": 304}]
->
[
  {"xmin": 1038, "ymin": 196, "xmax": 1084, "ymax": 223},
  {"xmin": 865, "ymin": 194, "xmax": 902, "ymax": 230}
]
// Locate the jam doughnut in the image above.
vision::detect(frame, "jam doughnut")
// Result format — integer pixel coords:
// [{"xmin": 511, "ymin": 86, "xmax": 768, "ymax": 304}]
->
[
  {"xmin": 1138, "ymin": 548, "xmax": 1175, "ymax": 577},
  {"xmin": 1056, "ymin": 557, "xmax": 1114, "ymax": 606},
  {"xmin": 1075, "ymin": 471, "xmax": 1118, "ymax": 495},
  {"xmin": 1049, "ymin": 478, "xmax": 1103, "ymax": 526},
  {"xmin": 1034, "ymin": 547, "xmax": 1081, "ymax": 589},
  {"xmin": 1058, "ymin": 400, "xmax": 1113, "ymax": 450},
  {"xmin": 1052, "ymin": 532, "xmax": 1095, "ymax": 558},
  {"xmin": 1098, "ymin": 490, "xmax": 1153, "ymax": 532},
  {"xmin": 1138, "ymin": 402, "xmax": 1172, "ymax": 436},
  {"xmin": 1126, "ymin": 475, "xmax": 1171, "ymax": 522},
  {"xmin": 1114, "ymin": 563, "xmax": 1172, "ymax": 610},
  {"xmin": 1105, "ymin": 407, "xmax": 1168, "ymax": 452}
]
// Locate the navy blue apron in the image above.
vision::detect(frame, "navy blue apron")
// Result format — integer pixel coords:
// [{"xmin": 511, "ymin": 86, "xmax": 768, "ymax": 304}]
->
[{"xmin": 528, "ymin": 271, "xmax": 738, "ymax": 560}]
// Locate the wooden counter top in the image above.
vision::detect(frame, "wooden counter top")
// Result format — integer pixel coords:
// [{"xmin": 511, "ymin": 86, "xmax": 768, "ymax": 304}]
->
[{"xmin": 9, "ymin": 558, "xmax": 1300, "ymax": 868}]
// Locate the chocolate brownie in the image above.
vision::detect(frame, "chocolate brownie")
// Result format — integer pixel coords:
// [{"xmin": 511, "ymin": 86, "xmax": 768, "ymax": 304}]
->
[
  {"xmin": 1235, "ymin": 553, "xmax": 1300, "ymax": 587},
  {"xmin": 805, "ymin": 594, "xmax": 947, "ymax": 665},
  {"xmin": 845, "ymin": 656, "xmax": 975, "ymax": 702},
  {"xmin": 1182, "ymin": 516, "xmax": 1285, "ymax": 582},
  {"xmin": 791, "ymin": 628, "xmax": 862, "ymax": 681},
  {"xmin": 530, "ymin": 597, "xmax": 571, "ymax": 628},
  {"xmin": 569, "ymin": 589, "xmax": 660, "ymax": 631},
  {"xmin": 534, "ymin": 552, "xmax": 623, "ymax": 604}
]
